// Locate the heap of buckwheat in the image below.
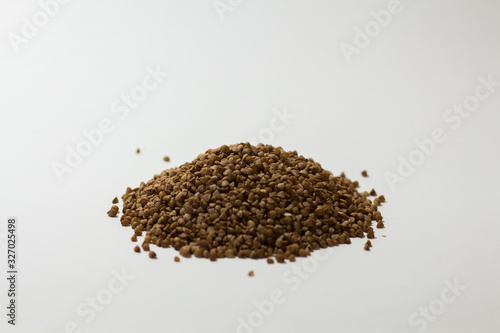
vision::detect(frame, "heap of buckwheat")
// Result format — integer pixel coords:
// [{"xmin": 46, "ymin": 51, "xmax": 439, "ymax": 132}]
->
[{"xmin": 111, "ymin": 143, "xmax": 385, "ymax": 262}]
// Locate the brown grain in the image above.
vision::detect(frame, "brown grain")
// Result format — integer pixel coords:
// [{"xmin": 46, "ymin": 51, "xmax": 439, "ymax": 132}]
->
[{"xmin": 107, "ymin": 205, "xmax": 119, "ymax": 217}]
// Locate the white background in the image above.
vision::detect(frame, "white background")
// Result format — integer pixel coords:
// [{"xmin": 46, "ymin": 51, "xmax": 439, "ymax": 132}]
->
[{"xmin": 1, "ymin": 1, "xmax": 499, "ymax": 332}]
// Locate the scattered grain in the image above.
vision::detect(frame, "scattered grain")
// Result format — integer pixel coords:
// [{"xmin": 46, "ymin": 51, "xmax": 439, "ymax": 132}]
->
[{"xmin": 107, "ymin": 205, "xmax": 119, "ymax": 217}]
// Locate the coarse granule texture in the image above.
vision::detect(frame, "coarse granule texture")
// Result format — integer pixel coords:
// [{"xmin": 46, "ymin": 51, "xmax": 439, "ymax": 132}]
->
[{"xmin": 116, "ymin": 143, "xmax": 385, "ymax": 262}]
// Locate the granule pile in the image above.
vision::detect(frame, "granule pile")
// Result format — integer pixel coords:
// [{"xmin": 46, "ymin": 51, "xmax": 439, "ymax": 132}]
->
[{"xmin": 112, "ymin": 143, "xmax": 385, "ymax": 262}]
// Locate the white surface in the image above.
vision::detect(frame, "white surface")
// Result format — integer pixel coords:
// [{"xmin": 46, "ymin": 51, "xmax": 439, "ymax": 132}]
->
[{"xmin": 1, "ymin": 1, "xmax": 500, "ymax": 332}]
